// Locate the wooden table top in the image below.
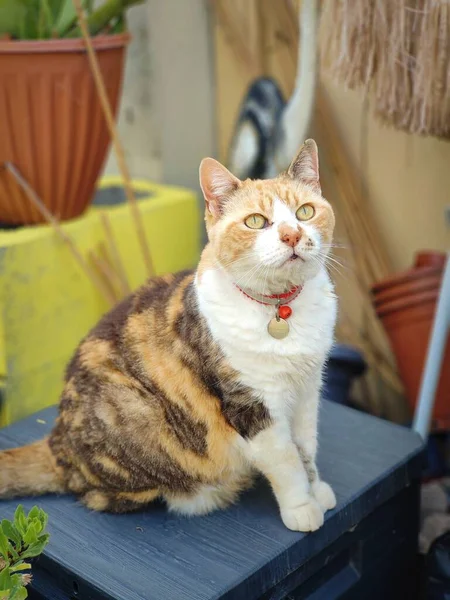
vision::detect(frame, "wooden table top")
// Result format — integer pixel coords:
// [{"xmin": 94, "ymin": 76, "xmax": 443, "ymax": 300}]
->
[{"xmin": 0, "ymin": 401, "xmax": 423, "ymax": 600}]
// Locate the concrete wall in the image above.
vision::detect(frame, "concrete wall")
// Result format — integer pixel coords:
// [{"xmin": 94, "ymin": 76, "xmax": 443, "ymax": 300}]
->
[
  {"xmin": 103, "ymin": 2, "xmax": 161, "ymax": 182},
  {"xmin": 103, "ymin": 0, "xmax": 216, "ymax": 196}
]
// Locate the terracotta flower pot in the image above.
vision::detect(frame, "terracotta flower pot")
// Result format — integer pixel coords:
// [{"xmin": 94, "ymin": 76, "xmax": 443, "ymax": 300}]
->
[
  {"xmin": 371, "ymin": 265, "xmax": 443, "ymax": 296},
  {"xmin": 414, "ymin": 251, "xmax": 447, "ymax": 269},
  {"xmin": 376, "ymin": 289, "xmax": 438, "ymax": 319},
  {"xmin": 373, "ymin": 273, "xmax": 442, "ymax": 308},
  {"xmin": 375, "ymin": 289, "xmax": 450, "ymax": 431},
  {"xmin": 0, "ymin": 34, "xmax": 129, "ymax": 225}
]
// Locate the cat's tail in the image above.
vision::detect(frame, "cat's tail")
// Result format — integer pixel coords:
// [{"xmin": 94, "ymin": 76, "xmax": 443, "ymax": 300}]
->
[{"xmin": 0, "ymin": 438, "xmax": 65, "ymax": 498}]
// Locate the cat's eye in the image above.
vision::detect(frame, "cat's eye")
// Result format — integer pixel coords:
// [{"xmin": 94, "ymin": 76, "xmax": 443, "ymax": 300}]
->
[
  {"xmin": 296, "ymin": 204, "xmax": 315, "ymax": 221},
  {"xmin": 245, "ymin": 214, "xmax": 267, "ymax": 229}
]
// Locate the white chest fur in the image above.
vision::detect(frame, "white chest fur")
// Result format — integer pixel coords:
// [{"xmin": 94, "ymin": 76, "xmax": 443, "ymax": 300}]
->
[{"xmin": 196, "ymin": 268, "xmax": 337, "ymax": 417}]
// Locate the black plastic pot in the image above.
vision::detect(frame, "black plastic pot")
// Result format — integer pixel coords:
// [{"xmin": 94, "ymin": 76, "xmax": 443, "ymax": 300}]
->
[
  {"xmin": 425, "ymin": 531, "xmax": 450, "ymax": 600},
  {"xmin": 323, "ymin": 344, "xmax": 367, "ymax": 405}
]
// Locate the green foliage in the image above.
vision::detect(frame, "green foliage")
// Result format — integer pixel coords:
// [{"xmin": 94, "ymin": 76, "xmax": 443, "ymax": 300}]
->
[
  {"xmin": 0, "ymin": 506, "xmax": 50, "ymax": 600},
  {"xmin": 0, "ymin": 0, "xmax": 144, "ymax": 40}
]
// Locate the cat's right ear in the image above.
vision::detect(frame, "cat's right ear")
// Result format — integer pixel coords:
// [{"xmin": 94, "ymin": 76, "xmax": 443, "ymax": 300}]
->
[{"xmin": 199, "ymin": 158, "xmax": 241, "ymax": 219}]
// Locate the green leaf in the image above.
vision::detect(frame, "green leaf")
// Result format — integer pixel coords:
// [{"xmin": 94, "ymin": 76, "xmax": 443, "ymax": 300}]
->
[
  {"xmin": 20, "ymin": 534, "xmax": 49, "ymax": 559},
  {"xmin": 1, "ymin": 520, "xmax": 21, "ymax": 547},
  {"xmin": 12, "ymin": 589, "xmax": 28, "ymax": 600},
  {"xmin": 33, "ymin": 520, "xmax": 42, "ymax": 535},
  {"xmin": 10, "ymin": 588, "xmax": 28, "ymax": 600},
  {"xmin": 8, "ymin": 575, "xmax": 28, "ymax": 600},
  {"xmin": 7, "ymin": 0, "xmax": 41, "ymax": 39},
  {"xmin": 110, "ymin": 15, "xmax": 125, "ymax": 34},
  {"xmin": 23, "ymin": 524, "xmax": 38, "ymax": 547},
  {"xmin": 67, "ymin": 0, "xmax": 143, "ymax": 37},
  {"xmin": 0, "ymin": 566, "xmax": 11, "ymax": 591},
  {"xmin": 27, "ymin": 508, "xmax": 39, "ymax": 521},
  {"xmin": 37, "ymin": 0, "xmax": 53, "ymax": 38},
  {"xmin": 8, "ymin": 545, "xmax": 19, "ymax": 562},
  {"xmin": 53, "ymin": 0, "xmax": 77, "ymax": 36},
  {"xmin": 13, "ymin": 507, "xmax": 26, "ymax": 536},
  {"xmin": 0, "ymin": 0, "xmax": 27, "ymax": 37},
  {"xmin": 37, "ymin": 511, "xmax": 48, "ymax": 533},
  {"xmin": 0, "ymin": 531, "xmax": 10, "ymax": 561},
  {"xmin": 10, "ymin": 563, "xmax": 31, "ymax": 573}
]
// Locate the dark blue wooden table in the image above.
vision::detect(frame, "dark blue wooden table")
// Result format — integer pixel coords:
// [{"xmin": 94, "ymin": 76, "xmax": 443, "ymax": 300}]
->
[{"xmin": 0, "ymin": 401, "xmax": 424, "ymax": 600}]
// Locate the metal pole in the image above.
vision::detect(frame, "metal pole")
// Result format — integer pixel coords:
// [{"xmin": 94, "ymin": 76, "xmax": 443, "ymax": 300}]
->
[{"xmin": 412, "ymin": 253, "xmax": 450, "ymax": 439}]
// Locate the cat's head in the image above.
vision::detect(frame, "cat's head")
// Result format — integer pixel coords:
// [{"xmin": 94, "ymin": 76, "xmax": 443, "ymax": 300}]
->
[{"xmin": 199, "ymin": 139, "xmax": 335, "ymax": 293}]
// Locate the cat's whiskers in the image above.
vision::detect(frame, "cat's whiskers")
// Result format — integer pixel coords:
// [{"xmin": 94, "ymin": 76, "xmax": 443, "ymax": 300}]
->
[
  {"xmin": 319, "ymin": 254, "xmax": 350, "ymax": 279},
  {"xmin": 234, "ymin": 261, "xmax": 268, "ymax": 291},
  {"xmin": 261, "ymin": 262, "xmax": 272, "ymax": 297},
  {"xmin": 214, "ymin": 253, "xmax": 253, "ymax": 271},
  {"xmin": 310, "ymin": 253, "xmax": 347, "ymax": 281},
  {"xmin": 321, "ymin": 242, "xmax": 348, "ymax": 251},
  {"xmin": 319, "ymin": 251, "xmax": 348, "ymax": 268}
]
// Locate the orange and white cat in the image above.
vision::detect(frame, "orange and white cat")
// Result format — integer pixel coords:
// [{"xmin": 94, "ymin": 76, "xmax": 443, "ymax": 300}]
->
[{"xmin": 0, "ymin": 139, "xmax": 337, "ymax": 532}]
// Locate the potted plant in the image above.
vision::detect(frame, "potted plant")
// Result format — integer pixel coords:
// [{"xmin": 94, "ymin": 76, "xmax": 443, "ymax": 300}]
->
[
  {"xmin": 0, "ymin": 0, "xmax": 142, "ymax": 225},
  {"xmin": 0, "ymin": 505, "xmax": 49, "ymax": 599}
]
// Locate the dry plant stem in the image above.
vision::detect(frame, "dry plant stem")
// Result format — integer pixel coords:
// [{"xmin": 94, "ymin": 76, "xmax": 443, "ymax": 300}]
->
[
  {"xmin": 332, "ymin": 183, "xmax": 402, "ymax": 391},
  {"xmin": 4, "ymin": 162, "xmax": 115, "ymax": 306},
  {"xmin": 335, "ymin": 314, "xmax": 381, "ymax": 414},
  {"xmin": 72, "ymin": 0, "xmax": 155, "ymax": 277},
  {"xmin": 97, "ymin": 240, "xmax": 127, "ymax": 300},
  {"xmin": 100, "ymin": 212, "xmax": 131, "ymax": 296},
  {"xmin": 88, "ymin": 248, "xmax": 122, "ymax": 303},
  {"xmin": 313, "ymin": 90, "xmax": 403, "ymax": 392},
  {"xmin": 316, "ymin": 88, "xmax": 391, "ymax": 280},
  {"xmin": 338, "ymin": 319, "xmax": 403, "ymax": 395},
  {"xmin": 337, "ymin": 290, "xmax": 402, "ymax": 391},
  {"xmin": 315, "ymin": 90, "xmax": 395, "ymax": 340}
]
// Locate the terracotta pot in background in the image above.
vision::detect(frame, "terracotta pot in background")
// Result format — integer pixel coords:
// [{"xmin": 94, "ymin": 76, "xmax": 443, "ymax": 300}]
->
[
  {"xmin": 414, "ymin": 251, "xmax": 447, "ymax": 269},
  {"xmin": 372, "ymin": 257, "xmax": 449, "ymax": 431},
  {"xmin": 371, "ymin": 265, "xmax": 443, "ymax": 296},
  {"xmin": 373, "ymin": 273, "xmax": 442, "ymax": 308},
  {"xmin": 375, "ymin": 289, "xmax": 439, "ymax": 319},
  {"xmin": 377, "ymin": 296, "xmax": 450, "ymax": 431},
  {"xmin": 0, "ymin": 34, "xmax": 129, "ymax": 225}
]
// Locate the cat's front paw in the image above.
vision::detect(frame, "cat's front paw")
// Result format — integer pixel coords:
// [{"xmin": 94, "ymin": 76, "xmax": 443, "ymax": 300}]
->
[
  {"xmin": 311, "ymin": 481, "xmax": 336, "ymax": 512},
  {"xmin": 281, "ymin": 499, "xmax": 324, "ymax": 532}
]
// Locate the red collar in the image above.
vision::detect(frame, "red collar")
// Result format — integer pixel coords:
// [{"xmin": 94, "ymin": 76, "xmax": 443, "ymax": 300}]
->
[{"xmin": 235, "ymin": 285, "xmax": 302, "ymax": 306}]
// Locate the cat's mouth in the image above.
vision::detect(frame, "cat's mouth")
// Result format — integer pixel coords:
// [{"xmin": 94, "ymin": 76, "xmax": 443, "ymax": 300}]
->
[{"xmin": 287, "ymin": 253, "xmax": 304, "ymax": 263}]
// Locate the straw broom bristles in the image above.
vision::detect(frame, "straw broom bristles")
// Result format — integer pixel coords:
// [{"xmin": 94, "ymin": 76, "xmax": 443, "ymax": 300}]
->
[
  {"xmin": 411, "ymin": 0, "xmax": 450, "ymax": 136},
  {"xmin": 321, "ymin": 0, "xmax": 450, "ymax": 139},
  {"xmin": 320, "ymin": 0, "xmax": 377, "ymax": 90}
]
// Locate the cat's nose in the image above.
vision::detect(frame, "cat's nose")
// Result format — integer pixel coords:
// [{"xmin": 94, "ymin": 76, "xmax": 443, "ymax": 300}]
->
[{"xmin": 279, "ymin": 225, "xmax": 301, "ymax": 247}]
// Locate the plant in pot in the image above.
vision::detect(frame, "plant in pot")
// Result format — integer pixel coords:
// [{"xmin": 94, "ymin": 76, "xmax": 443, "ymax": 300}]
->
[
  {"xmin": 0, "ymin": 0, "xmax": 143, "ymax": 226},
  {"xmin": 0, "ymin": 505, "xmax": 49, "ymax": 599}
]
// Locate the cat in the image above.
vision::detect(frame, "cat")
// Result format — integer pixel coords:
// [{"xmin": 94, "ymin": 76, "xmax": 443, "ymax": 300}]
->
[
  {"xmin": 227, "ymin": 77, "xmax": 286, "ymax": 180},
  {"xmin": 0, "ymin": 139, "xmax": 337, "ymax": 532},
  {"xmin": 227, "ymin": 2, "xmax": 318, "ymax": 182}
]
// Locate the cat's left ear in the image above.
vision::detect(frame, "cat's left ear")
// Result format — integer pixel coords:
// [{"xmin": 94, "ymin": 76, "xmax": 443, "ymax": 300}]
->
[
  {"xmin": 287, "ymin": 139, "xmax": 321, "ymax": 194},
  {"xmin": 199, "ymin": 158, "xmax": 241, "ymax": 218}
]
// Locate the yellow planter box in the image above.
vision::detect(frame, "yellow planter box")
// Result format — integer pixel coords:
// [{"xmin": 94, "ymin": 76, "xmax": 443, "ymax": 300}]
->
[{"xmin": 0, "ymin": 177, "xmax": 200, "ymax": 425}]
